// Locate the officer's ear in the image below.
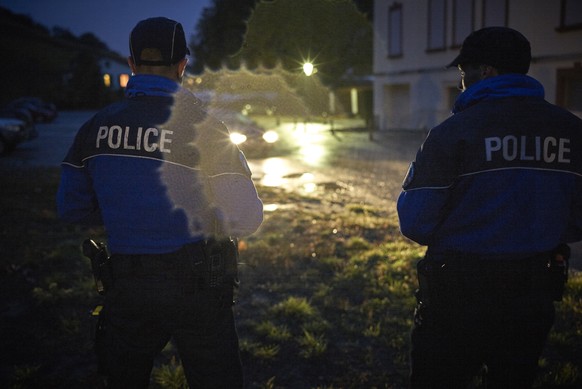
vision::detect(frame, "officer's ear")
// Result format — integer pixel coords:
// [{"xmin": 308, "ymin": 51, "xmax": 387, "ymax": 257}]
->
[
  {"xmin": 177, "ymin": 57, "xmax": 188, "ymax": 79},
  {"xmin": 128, "ymin": 57, "xmax": 137, "ymax": 75}
]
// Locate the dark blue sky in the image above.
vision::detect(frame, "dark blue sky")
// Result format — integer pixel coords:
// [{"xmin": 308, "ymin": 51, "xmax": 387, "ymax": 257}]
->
[{"xmin": 0, "ymin": 0, "xmax": 212, "ymax": 56}]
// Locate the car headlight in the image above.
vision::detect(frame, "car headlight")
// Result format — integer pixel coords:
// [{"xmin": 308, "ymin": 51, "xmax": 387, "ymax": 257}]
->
[
  {"xmin": 230, "ymin": 132, "xmax": 247, "ymax": 145},
  {"xmin": 262, "ymin": 130, "xmax": 279, "ymax": 143}
]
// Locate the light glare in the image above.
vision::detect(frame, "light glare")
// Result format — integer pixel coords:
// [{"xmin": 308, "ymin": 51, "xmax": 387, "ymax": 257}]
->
[
  {"xmin": 230, "ymin": 132, "xmax": 247, "ymax": 145},
  {"xmin": 262, "ymin": 130, "xmax": 279, "ymax": 143}
]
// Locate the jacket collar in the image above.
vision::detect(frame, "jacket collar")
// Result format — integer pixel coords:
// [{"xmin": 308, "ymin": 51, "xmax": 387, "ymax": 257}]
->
[{"xmin": 452, "ymin": 73, "xmax": 545, "ymax": 114}]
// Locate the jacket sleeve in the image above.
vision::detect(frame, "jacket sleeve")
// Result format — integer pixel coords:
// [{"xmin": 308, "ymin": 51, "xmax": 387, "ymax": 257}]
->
[
  {"xmin": 200, "ymin": 119, "xmax": 263, "ymax": 237},
  {"xmin": 396, "ymin": 127, "xmax": 458, "ymax": 245},
  {"xmin": 209, "ymin": 164, "xmax": 264, "ymax": 237},
  {"xmin": 57, "ymin": 164, "xmax": 103, "ymax": 225},
  {"xmin": 56, "ymin": 122, "xmax": 103, "ymax": 225},
  {"xmin": 397, "ymin": 187, "xmax": 449, "ymax": 245}
]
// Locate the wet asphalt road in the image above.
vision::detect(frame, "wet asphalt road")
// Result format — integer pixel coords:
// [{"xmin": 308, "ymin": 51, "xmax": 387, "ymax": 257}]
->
[
  {"xmin": 0, "ymin": 110, "xmax": 92, "ymax": 168},
  {"xmin": 2, "ymin": 110, "xmax": 580, "ymax": 269}
]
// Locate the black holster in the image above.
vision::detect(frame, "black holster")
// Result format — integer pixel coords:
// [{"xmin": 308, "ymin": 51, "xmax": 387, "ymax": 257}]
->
[
  {"xmin": 195, "ymin": 237, "xmax": 239, "ymax": 289},
  {"xmin": 82, "ymin": 239, "xmax": 113, "ymax": 295}
]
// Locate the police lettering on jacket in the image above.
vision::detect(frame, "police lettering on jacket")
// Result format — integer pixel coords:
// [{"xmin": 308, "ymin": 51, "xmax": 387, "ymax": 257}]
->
[
  {"xmin": 96, "ymin": 125, "xmax": 173, "ymax": 153},
  {"xmin": 484, "ymin": 135, "xmax": 570, "ymax": 163}
]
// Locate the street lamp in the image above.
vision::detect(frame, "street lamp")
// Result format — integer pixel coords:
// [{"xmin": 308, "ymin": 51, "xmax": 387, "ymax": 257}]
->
[{"xmin": 303, "ymin": 62, "xmax": 314, "ymax": 76}]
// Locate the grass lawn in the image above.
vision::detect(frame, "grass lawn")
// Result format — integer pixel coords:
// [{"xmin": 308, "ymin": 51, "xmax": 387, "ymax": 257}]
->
[{"xmin": 1, "ymin": 167, "xmax": 580, "ymax": 388}]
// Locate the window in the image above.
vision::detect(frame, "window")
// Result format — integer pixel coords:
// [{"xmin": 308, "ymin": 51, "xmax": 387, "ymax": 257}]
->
[
  {"xmin": 483, "ymin": 0, "xmax": 508, "ymax": 27},
  {"xmin": 103, "ymin": 74, "xmax": 111, "ymax": 88},
  {"xmin": 452, "ymin": 0, "xmax": 474, "ymax": 47},
  {"xmin": 428, "ymin": 0, "xmax": 446, "ymax": 51},
  {"xmin": 119, "ymin": 74, "xmax": 130, "ymax": 88},
  {"xmin": 558, "ymin": 0, "xmax": 582, "ymax": 31},
  {"xmin": 388, "ymin": 3, "xmax": 403, "ymax": 58},
  {"xmin": 556, "ymin": 66, "xmax": 582, "ymax": 116}
]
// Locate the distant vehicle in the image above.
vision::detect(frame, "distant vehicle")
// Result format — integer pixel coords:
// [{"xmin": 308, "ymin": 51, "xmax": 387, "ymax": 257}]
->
[
  {"xmin": 6, "ymin": 97, "xmax": 58, "ymax": 123},
  {"xmin": 0, "ymin": 117, "xmax": 34, "ymax": 155},
  {"xmin": 0, "ymin": 97, "xmax": 51, "ymax": 155},
  {"xmin": 211, "ymin": 109, "xmax": 279, "ymax": 157}
]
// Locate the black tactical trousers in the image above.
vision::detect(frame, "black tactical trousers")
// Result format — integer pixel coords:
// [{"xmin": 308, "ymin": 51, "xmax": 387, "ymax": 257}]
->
[
  {"xmin": 410, "ymin": 253, "xmax": 556, "ymax": 389},
  {"xmin": 97, "ymin": 243, "xmax": 242, "ymax": 389}
]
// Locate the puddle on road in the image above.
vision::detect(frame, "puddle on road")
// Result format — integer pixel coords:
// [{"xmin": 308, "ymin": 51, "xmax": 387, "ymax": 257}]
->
[
  {"xmin": 250, "ymin": 157, "xmax": 318, "ymax": 191},
  {"xmin": 249, "ymin": 157, "xmax": 354, "ymax": 212}
]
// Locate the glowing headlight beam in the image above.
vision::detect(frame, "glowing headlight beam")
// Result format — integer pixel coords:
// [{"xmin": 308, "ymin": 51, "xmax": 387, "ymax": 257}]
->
[
  {"xmin": 230, "ymin": 132, "xmax": 247, "ymax": 145},
  {"xmin": 262, "ymin": 130, "xmax": 279, "ymax": 143}
]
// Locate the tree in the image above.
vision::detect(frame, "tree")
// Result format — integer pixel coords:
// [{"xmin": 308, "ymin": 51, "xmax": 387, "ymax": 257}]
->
[
  {"xmin": 189, "ymin": 0, "xmax": 257, "ymax": 73},
  {"xmin": 189, "ymin": 0, "xmax": 373, "ymax": 82},
  {"xmin": 234, "ymin": 0, "xmax": 372, "ymax": 86},
  {"xmin": 65, "ymin": 52, "xmax": 108, "ymax": 109},
  {"xmin": 79, "ymin": 33, "xmax": 109, "ymax": 51},
  {"xmin": 353, "ymin": 0, "xmax": 373, "ymax": 21}
]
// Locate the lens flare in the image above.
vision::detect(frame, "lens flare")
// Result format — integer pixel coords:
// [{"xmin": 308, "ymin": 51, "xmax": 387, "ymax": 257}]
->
[{"xmin": 230, "ymin": 132, "xmax": 247, "ymax": 145}]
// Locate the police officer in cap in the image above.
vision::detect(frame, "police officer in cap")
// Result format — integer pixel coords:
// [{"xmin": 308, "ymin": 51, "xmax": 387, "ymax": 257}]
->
[
  {"xmin": 397, "ymin": 27, "xmax": 582, "ymax": 387},
  {"xmin": 58, "ymin": 17, "xmax": 263, "ymax": 388}
]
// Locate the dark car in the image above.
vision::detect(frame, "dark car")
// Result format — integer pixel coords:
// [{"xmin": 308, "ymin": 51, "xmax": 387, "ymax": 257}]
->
[
  {"xmin": 7, "ymin": 97, "xmax": 58, "ymax": 123},
  {"xmin": 212, "ymin": 109, "xmax": 279, "ymax": 157},
  {"xmin": 0, "ymin": 99, "xmax": 42, "ymax": 155},
  {"xmin": 0, "ymin": 117, "xmax": 32, "ymax": 155}
]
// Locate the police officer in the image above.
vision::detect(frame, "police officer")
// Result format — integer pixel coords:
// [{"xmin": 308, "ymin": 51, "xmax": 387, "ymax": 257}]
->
[
  {"xmin": 397, "ymin": 27, "xmax": 582, "ymax": 388},
  {"xmin": 57, "ymin": 17, "xmax": 263, "ymax": 388}
]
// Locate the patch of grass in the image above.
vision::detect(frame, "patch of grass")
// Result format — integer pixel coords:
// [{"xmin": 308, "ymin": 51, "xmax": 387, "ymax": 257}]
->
[
  {"xmin": 298, "ymin": 329, "xmax": 327, "ymax": 359},
  {"xmin": 1, "ymin": 167, "xmax": 581, "ymax": 388},
  {"xmin": 152, "ymin": 357, "xmax": 188, "ymax": 389},
  {"xmin": 271, "ymin": 296, "xmax": 316, "ymax": 320},
  {"xmin": 255, "ymin": 321, "xmax": 292, "ymax": 342}
]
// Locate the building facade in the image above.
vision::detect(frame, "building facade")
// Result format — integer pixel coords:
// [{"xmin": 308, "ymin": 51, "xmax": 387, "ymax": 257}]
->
[
  {"xmin": 373, "ymin": 0, "xmax": 582, "ymax": 131},
  {"xmin": 99, "ymin": 55, "xmax": 130, "ymax": 91}
]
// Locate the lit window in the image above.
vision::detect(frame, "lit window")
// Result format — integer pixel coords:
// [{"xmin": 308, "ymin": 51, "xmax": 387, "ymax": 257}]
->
[
  {"xmin": 119, "ymin": 74, "xmax": 130, "ymax": 88},
  {"xmin": 103, "ymin": 74, "xmax": 111, "ymax": 87},
  {"xmin": 452, "ymin": 0, "xmax": 474, "ymax": 47},
  {"xmin": 483, "ymin": 0, "xmax": 508, "ymax": 27},
  {"xmin": 388, "ymin": 3, "xmax": 403, "ymax": 58},
  {"xmin": 428, "ymin": 0, "xmax": 446, "ymax": 51}
]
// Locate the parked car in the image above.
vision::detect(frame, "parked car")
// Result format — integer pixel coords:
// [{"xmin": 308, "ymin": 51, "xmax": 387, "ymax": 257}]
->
[
  {"xmin": 6, "ymin": 97, "xmax": 58, "ymax": 123},
  {"xmin": 0, "ymin": 97, "xmax": 45, "ymax": 155},
  {"xmin": 0, "ymin": 117, "xmax": 33, "ymax": 155}
]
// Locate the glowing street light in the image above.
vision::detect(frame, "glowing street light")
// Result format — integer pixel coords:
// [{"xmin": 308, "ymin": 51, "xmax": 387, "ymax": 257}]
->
[{"xmin": 303, "ymin": 62, "xmax": 314, "ymax": 76}]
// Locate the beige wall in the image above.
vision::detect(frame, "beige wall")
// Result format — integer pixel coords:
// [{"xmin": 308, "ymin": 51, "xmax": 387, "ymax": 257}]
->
[{"xmin": 373, "ymin": 0, "xmax": 582, "ymax": 130}]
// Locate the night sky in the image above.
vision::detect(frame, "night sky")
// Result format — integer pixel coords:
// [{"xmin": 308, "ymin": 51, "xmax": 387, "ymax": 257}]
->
[{"xmin": 0, "ymin": 0, "xmax": 212, "ymax": 56}]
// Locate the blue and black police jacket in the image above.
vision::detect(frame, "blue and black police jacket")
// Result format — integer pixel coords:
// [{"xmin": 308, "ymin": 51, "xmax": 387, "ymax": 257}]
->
[
  {"xmin": 57, "ymin": 75, "xmax": 262, "ymax": 254},
  {"xmin": 397, "ymin": 74, "xmax": 582, "ymax": 258}
]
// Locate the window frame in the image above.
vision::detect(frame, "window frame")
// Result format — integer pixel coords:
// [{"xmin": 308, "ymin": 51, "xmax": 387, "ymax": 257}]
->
[
  {"xmin": 557, "ymin": 0, "xmax": 582, "ymax": 32},
  {"xmin": 452, "ymin": 0, "xmax": 474, "ymax": 48},
  {"xmin": 556, "ymin": 65, "xmax": 582, "ymax": 113},
  {"xmin": 427, "ymin": 0, "xmax": 447, "ymax": 52},
  {"xmin": 482, "ymin": 0, "xmax": 508, "ymax": 27},
  {"xmin": 388, "ymin": 2, "xmax": 403, "ymax": 58}
]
